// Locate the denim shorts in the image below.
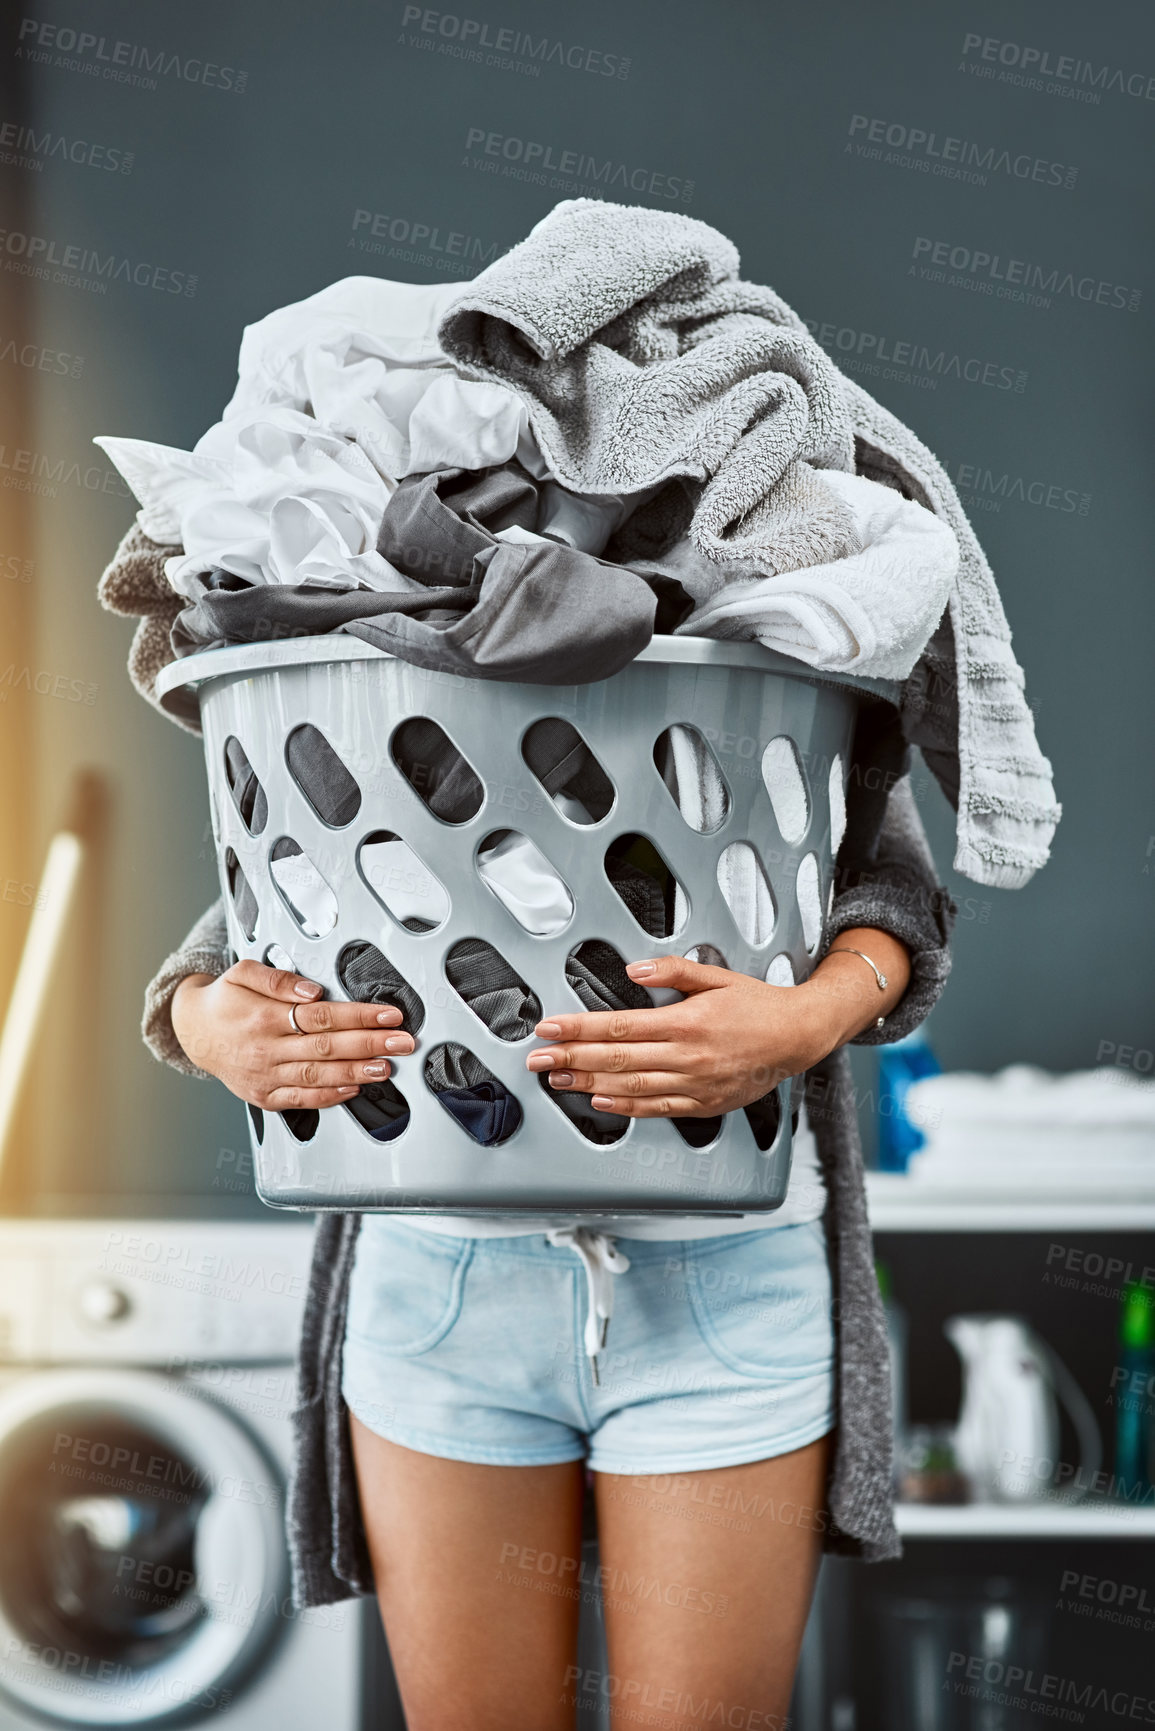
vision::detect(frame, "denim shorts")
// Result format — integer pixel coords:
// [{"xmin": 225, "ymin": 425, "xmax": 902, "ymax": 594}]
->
[{"xmin": 341, "ymin": 1218, "xmax": 835, "ymax": 1474}]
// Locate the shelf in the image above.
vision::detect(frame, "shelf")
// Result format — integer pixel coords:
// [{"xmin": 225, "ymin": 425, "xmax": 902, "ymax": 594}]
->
[
  {"xmin": 896, "ymin": 1500, "xmax": 1155, "ymax": 1538},
  {"xmin": 866, "ymin": 1173, "xmax": 1155, "ymax": 1232}
]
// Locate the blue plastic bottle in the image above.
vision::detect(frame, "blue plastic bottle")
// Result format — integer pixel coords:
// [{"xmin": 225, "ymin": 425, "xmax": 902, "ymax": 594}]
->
[{"xmin": 876, "ymin": 1026, "xmax": 941, "ymax": 1172}]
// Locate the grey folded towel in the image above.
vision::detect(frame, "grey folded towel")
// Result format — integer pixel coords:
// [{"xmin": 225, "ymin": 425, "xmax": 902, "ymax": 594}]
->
[{"xmin": 439, "ymin": 198, "xmax": 1059, "ymax": 889}]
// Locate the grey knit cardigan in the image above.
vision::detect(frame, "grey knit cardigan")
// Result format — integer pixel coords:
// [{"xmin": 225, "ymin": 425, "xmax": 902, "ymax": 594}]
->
[{"xmin": 102, "ymin": 524, "xmax": 955, "ymax": 1605}]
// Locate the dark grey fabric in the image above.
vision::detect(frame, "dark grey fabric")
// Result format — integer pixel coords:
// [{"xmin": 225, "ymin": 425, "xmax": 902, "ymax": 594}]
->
[
  {"xmin": 388, "ymin": 718, "xmax": 484, "ymax": 824},
  {"xmin": 170, "ymin": 460, "xmax": 674, "ymax": 685},
  {"xmin": 522, "ymin": 716, "xmax": 615, "ymax": 822},
  {"xmin": 444, "ymin": 938, "xmax": 541, "ymax": 1040},
  {"xmin": 424, "ymin": 1040, "xmax": 494, "ymax": 1091},
  {"xmin": 337, "ymin": 941, "xmax": 425, "ymax": 1032},
  {"xmin": 286, "ymin": 724, "xmax": 362, "ymax": 827},
  {"xmin": 223, "ymin": 736, "xmax": 268, "ymax": 833}
]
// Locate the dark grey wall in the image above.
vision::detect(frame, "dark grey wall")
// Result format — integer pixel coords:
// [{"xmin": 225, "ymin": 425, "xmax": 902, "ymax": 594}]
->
[{"xmin": 4, "ymin": 0, "xmax": 1152, "ymax": 1210}]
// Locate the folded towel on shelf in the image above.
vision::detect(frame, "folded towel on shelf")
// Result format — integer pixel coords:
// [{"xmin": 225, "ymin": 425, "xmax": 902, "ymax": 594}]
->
[
  {"xmin": 439, "ymin": 198, "xmax": 1059, "ymax": 888},
  {"xmin": 903, "ymin": 1065, "xmax": 1155, "ymax": 1185}
]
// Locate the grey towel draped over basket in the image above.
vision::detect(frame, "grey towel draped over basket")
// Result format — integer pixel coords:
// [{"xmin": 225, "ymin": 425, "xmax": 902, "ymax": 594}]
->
[{"xmin": 155, "ymin": 634, "xmax": 899, "ymax": 1216}]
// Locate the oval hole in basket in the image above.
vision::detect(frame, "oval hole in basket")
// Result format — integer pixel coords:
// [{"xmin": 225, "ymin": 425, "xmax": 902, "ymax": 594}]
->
[
  {"xmin": 358, "ymin": 832, "xmax": 449, "ymax": 933},
  {"xmin": 765, "ymin": 953, "xmax": 796, "ymax": 987},
  {"xmin": 796, "ymin": 853, "xmax": 823, "ymax": 954},
  {"xmin": 653, "ymin": 724, "xmax": 730, "ymax": 834},
  {"xmin": 247, "ymin": 1104, "xmax": 264, "ymax": 1145},
  {"xmin": 286, "ymin": 723, "xmax": 362, "ymax": 827},
  {"xmin": 281, "ymin": 1108, "xmax": 319, "ymax": 1143},
  {"xmin": 337, "ymin": 940, "xmax": 425, "ymax": 1033},
  {"xmin": 672, "ymin": 1115, "xmax": 723, "ymax": 1148},
  {"xmin": 604, "ymin": 834, "xmax": 684, "ymax": 938},
  {"xmin": 264, "ymin": 942, "xmax": 296, "ymax": 973},
  {"xmin": 521, "ymin": 717, "xmax": 615, "ymax": 824},
  {"xmin": 828, "ymin": 752, "xmax": 847, "ymax": 856},
  {"xmin": 762, "ymin": 736, "xmax": 810, "ymax": 846},
  {"xmin": 223, "ymin": 737, "xmax": 267, "ymax": 835},
  {"xmin": 423, "ymin": 1042, "xmax": 522, "ymax": 1147},
  {"xmin": 477, "ymin": 830, "xmax": 573, "ymax": 936},
  {"xmin": 538, "ymin": 1075, "xmax": 627, "ymax": 1145},
  {"xmin": 390, "ymin": 718, "xmax": 483, "ymax": 823},
  {"xmin": 744, "ymin": 1088, "xmax": 782, "ymax": 1153},
  {"xmin": 716, "ymin": 842, "xmax": 776, "ymax": 948},
  {"xmin": 269, "ymin": 838, "xmax": 339, "ymax": 938},
  {"xmin": 445, "ymin": 939, "xmax": 541, "ymax": 1040},
  {"xmin": 225, "ymin": 847, "xmax": 259, "ymax": 942},
  {"xmin": 685, "ymin": 943, "xmax": 728, "ymax": 969},
  {"xmin": 343, "ymin": 1078, "xmax": 410, "ymax": 1144}
]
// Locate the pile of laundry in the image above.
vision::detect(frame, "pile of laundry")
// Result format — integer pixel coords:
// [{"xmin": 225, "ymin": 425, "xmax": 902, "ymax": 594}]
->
[
  {"xmin": 97, "ymin": 197, "xmax": 1059, "ymax": 890},
  {"xmin": 96, "ymin": 274, "xmax": 958, "ymax": 690},
  {"xmin": 903, "ymin": 1065, "xmax": 1155, "ymax": 1187}
]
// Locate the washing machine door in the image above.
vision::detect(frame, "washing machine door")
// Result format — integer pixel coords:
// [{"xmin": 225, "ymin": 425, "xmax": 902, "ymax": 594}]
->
[{"xmin": 0, "ymin": 1368, "xmax": 288, "ymax": 1725}]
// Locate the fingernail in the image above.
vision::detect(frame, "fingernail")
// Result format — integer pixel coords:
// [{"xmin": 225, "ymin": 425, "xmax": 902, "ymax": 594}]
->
[
  {"xmin": 339, "ymin": 1086, "xmax": 359, "ymax": 1095},
  {"xmin": 527, "ymin": 1053, "xmax": 556, "ymax": 1071},
  {"xmin": 626, "ymin": 961, "xmax": 656, "ymax": 978},
  {"xmin": 376, "ymin": 1008, "xmax": 401, "ymax": 1024},
  {"xmin": 383, "ymin": 1035, "xmax": 411, "ymax": 1054},
  {"xmin": 548, "ymin": 1070, "xmax": 574, "ymax": 1088},
  {"xmin": 364, "ymin": 1062, "xmax": 389, "ymax": 1078},
  {"xmin": 591, "ymin": 1095, "xmax": 616, "ymax": 1110},
  {"xmin": 294, "ymin": 980, "xmax": 323, "ymax": 999},
  {"xmin": 536, "ymin": 1021, "xmax": 562, "ymax": 1038}
]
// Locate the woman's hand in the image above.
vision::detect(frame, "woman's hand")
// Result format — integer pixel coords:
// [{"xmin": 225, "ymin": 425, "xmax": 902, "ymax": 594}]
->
[
  {"xmin": 171, "ymin": 959, "xmax": 416, "ymax": 1111},
  {"xmin": 525, "ymin": 929, "xmax": 911, "ymax": 1119}
]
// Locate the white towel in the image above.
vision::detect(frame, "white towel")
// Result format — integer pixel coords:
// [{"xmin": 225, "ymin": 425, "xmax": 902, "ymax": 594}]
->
[
  {"xmin": 904, "ymin": 1064, "xmax": 1155, "ymax": 1185},
  {"xmin": 669, "ymin": 468, "xmax": 959, "ymax": 682}
]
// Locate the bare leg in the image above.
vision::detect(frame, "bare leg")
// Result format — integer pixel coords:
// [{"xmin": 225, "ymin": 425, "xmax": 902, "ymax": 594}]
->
[
  {"xmin": 593, "ymin": 1433, "xmax": 833, "ymax": 1731},
  {"xmin": 350, "ymin": 1413, "xmax": 586, "ymax": 1731}
]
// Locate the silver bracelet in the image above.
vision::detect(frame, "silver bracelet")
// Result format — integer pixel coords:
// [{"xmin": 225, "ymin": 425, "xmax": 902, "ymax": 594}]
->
[{"xmin": 827, "ymin": 946, "xmax": 889, "ymax": 1028}]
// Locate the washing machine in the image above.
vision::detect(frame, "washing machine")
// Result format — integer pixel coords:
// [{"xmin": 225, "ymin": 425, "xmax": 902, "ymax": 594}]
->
[{"xmin": 0, "ymin": 1219, "xmax": 368, "ymax": 1728}]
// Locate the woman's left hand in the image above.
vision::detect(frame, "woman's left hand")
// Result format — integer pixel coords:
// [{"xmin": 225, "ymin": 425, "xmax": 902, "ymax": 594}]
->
[{"xmin": 525, "ymin": 939, "xmax": 909, "ymax": 1119}]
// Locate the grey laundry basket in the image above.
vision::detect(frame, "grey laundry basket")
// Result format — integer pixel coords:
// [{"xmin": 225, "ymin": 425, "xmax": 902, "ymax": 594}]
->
[{"xmin": 157, "ymin": 637, "xmax": 895, "ymax": 1217}]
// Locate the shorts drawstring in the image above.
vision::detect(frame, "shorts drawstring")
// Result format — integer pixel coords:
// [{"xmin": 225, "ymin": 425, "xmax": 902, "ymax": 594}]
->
[{"xmin": 546, "ymin": 1227, "xmax": 631, "ymax": 1385}]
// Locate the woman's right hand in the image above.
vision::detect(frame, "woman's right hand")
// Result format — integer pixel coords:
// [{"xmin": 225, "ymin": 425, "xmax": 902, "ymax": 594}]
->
[{"xmin": 170, "ymin": 960, "xmax": 415, "ymax": 1110}]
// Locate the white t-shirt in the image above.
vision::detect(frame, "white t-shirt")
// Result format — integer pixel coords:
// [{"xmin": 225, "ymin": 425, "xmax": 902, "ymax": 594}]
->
[{"xmin": 400, "ymin": 1101, "xmax": 825, "ymax": 1242}]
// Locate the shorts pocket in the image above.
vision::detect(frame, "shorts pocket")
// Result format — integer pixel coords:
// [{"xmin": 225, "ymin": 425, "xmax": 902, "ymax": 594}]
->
[
  {"xmin": 685, "ymin": 1222, "xmax": 833, "ymax": 1380},
  {"xmin": 345, "ymin": 1223, "xmax": 474, "ymax": 1357}
]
